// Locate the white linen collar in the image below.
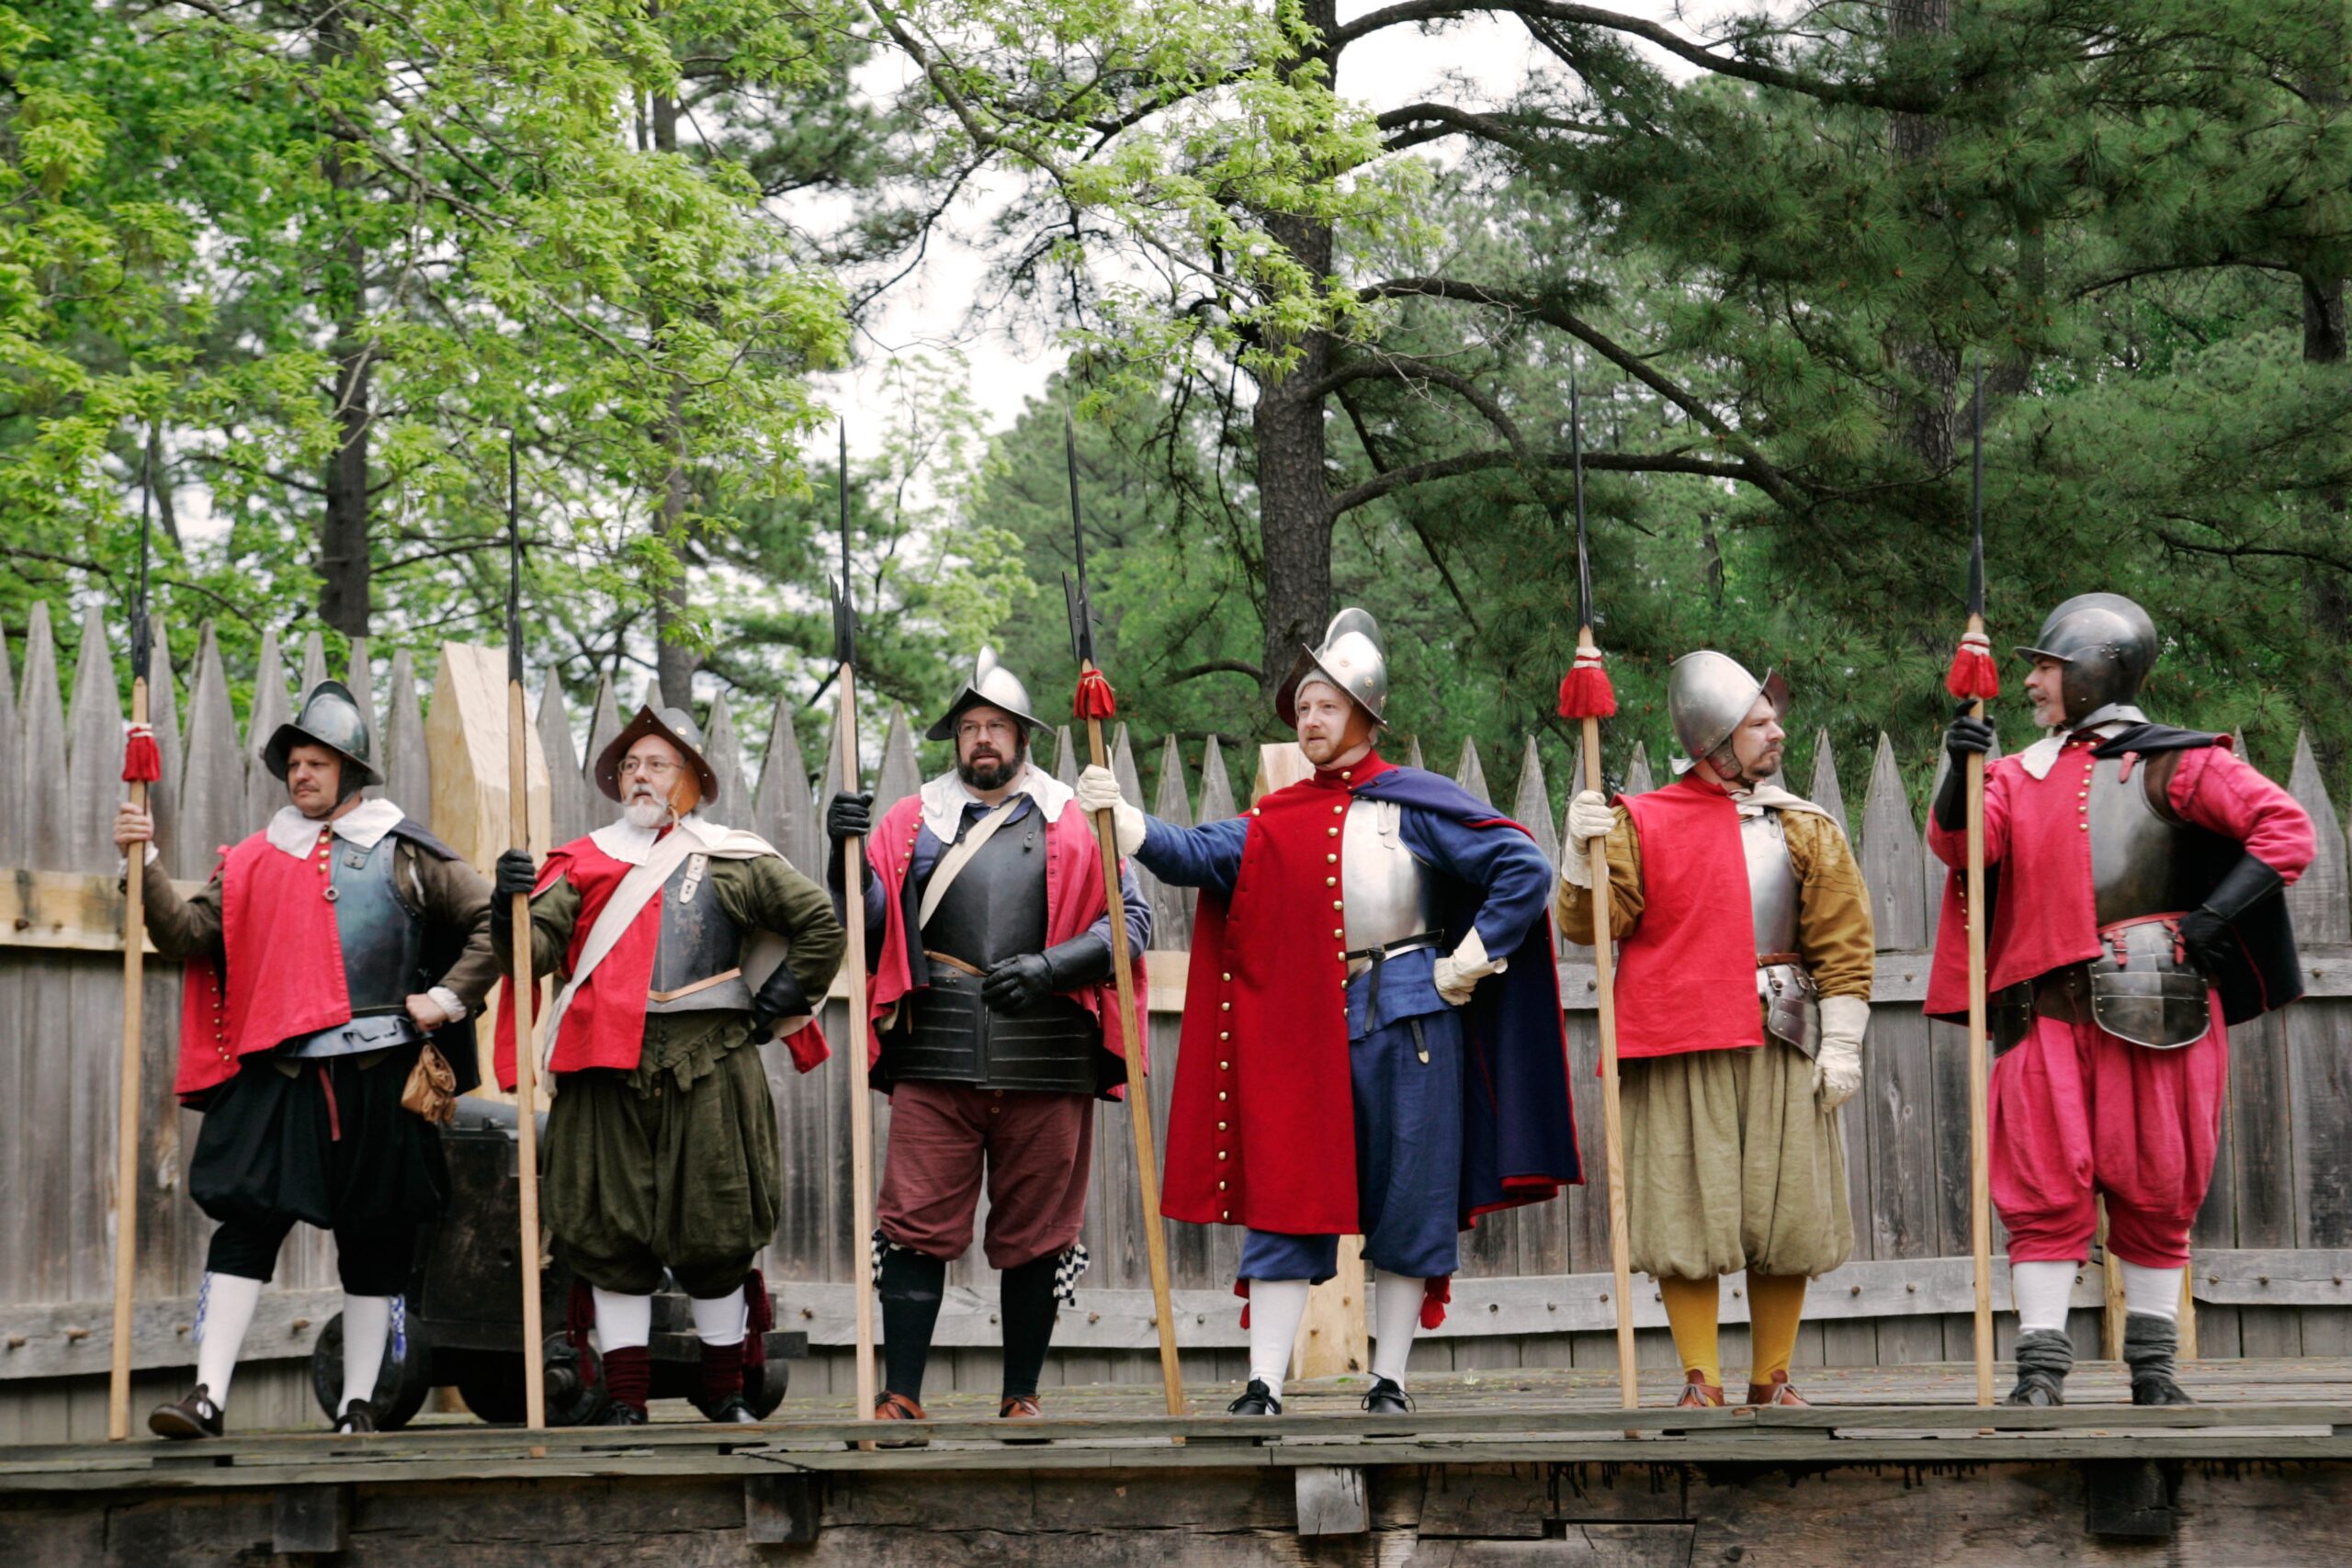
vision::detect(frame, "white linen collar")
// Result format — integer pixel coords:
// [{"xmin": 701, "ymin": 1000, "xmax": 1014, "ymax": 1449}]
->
[
  {"xmin": 588, "ymin": 811, "xmax": 736, "ymax": 867},
  {"xmin": 2018, "ymin": 706, "xmax": 2148, "ymax": 780},
  {"xmin": 919, "ymin": 764, "xmax": 1073, "ymax": 843},
  {"xmin": 1727, "ymin": 781, "xmax": 1830, "ymax": 820},
  {"xmin": 266, "ymin": 797, "xmax": 405, "ymax": 859}
]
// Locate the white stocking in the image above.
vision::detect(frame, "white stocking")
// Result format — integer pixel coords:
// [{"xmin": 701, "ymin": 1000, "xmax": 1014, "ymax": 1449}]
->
[
  {"xmin": 2010, "ymin": 1260, "xmax": 2078, "ymax": 1334},
  {"xmin": 690, "ymin": 1286, "xmax": 749, "ymax": 1346},
  {"xmin": 195, "ymin": 1272, "xmax": 263, "ymax": 1405},
  {"xmin": 2120, "ymin": 1261, "xmax": 2184, "ymax": 1322},
  {"xmin": 1371, "ymin": 1270, "xmax": 1424, "ymax": 1387},
  {"xmin": 339, "ymin": 1294, "xmax": 391, "ymax": 1411},
  {"xmin": 1245, "ymin": 1280, "xmax": 1313, "ymax": 1402},
  {"xmin": 592, "ymin": 1287, "xmax": 654, "ymax": 1352}
]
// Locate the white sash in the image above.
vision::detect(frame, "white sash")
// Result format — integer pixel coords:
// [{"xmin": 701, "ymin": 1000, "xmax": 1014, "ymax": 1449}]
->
[
  {"xmin": 537, "ymin": 827, "xmax": 701, "ymax": 1069},
  {"xmin": 915, "ymin": 797, "xmax": 1023, "ymax": 930}
]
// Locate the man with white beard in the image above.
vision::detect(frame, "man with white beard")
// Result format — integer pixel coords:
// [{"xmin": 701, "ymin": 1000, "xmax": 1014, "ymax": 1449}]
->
[
  {"xmin": 492, "ymin": 705, "xmax": 843, "ymax": 1425},
  {"xmin": 117, "ymin": 681, "xmax": 495, "ymax": 1438}
]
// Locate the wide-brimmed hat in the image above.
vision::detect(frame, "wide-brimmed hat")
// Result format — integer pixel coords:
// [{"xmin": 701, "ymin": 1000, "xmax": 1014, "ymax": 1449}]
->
[{"xmin": 594, "ymin": 704, "xmax": 720, "ymax": 805}]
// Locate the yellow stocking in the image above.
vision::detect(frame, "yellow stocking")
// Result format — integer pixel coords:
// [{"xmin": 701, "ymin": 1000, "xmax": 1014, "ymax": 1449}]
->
[
  {"xmin": 1657, "ymin": 1274, "xmax": 1721, "ymax": 1388},
  {"xmin": 1747, "ymin": 1271, "xmax": 1809, "ymax": 1384}
]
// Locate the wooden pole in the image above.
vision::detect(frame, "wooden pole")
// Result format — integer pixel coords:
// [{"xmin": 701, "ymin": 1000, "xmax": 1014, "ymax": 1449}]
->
[
  {"xmin": 838, "ymin": 669, "xmax": 879, "ymax": 1426},
  {"xmin": 1577, "ymin": 629, "xmax": 1637, "ymax": 1413},
  {"xmin": 1086, "ymin": 694, "xmax": 1185, "ymax": 1416},
  {"xmin": 509, "ymin": 676, "xmax": 548, "ymax": 1431},
  {"xmin": 1964, "ymin": 614, "xmax": 1996, "ymax": 1408},
  {"xmin": 106, "ymin": 675, "xmax": 150, "ymax": 1442}
]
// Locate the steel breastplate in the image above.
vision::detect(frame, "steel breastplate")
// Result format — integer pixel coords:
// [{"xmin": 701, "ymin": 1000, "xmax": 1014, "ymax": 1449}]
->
[
  {"xmin": 648, "ymin": 852, "xmax": 753, "ymax": 1013},
  {"xmin": 1743, "ymin": 810, "xmax": 1817, "ymax": 1055},
  {"xmin": 892, "ymin": 809, "xmax": 1095, "ymax": 1093},
  {"xmin": 288, "ymin": 833, "xmax": 425, "ymax": 1059},
  {"xmin": 921, "ymin": 809, "xmax": 1051, "ymax": 971},
  {"xmin": 1341, "ymin": 798, "xmax": 1431, "ymax": 962},
  {"xmin": 2086, "ymin": 757, "xmax": 2202, "ymax": 927}
]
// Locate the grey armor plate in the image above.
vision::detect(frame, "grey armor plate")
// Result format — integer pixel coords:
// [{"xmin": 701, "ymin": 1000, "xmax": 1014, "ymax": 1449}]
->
[
  {"xmin": 647, "ymin": 852, "xmax": 755, "ymax": 1014},
  {"xmin": 1342, "ymin": 797, "xmax": 1431, "ymax": 968},
  {"xmin": 896, "ymin": 806, "xmax": 1097, "ymax": 1093},
  {"xmin": 2086, "ymin": 756, "xmax": 2203, "ymax": 928},
  {"xmin": 2089, "ymin": 918, "xmax": 2211, "ymax": 1049},
  {"xmin": 1743, "ymin": 811, "xmax": 1817, "ymax": 1056},
  {"xmin": 288, "ymin": 832, "xmax": 427, "ymax": 1059}
]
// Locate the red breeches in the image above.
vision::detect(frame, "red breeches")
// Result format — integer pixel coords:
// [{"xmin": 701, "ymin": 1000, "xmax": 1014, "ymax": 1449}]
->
[{"xmin": 1988, "ymin": 997, "xmax": 2226, "ymax": 1269}]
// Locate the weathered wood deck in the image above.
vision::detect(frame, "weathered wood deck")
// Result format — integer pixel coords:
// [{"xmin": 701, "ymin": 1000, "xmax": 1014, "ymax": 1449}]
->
[{"xmin": 8, "ymin": 1361, "xmax": 2352, "ymax": 1563}]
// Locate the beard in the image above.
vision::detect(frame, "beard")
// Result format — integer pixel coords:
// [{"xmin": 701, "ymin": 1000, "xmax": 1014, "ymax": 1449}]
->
[
  {"xmin": 956, "ymin": 742, "xmax": 1023, "ymax": 792},
  {"xmin": 622, "ymin": 793, "xmax": 672, "ymax": 829}
]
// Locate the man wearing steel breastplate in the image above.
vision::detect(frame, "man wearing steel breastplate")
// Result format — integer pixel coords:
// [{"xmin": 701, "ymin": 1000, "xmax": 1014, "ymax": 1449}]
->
[
  {"xmin": 1077, "ymin": 609, "xmax": 1578, "ymax": 1417},
  {"xmin": 1557, "ymin": 652, "xmax": 1874, "ymax": 1409},
  {"xmin": 822, "ymin": 649, "xmax": 1151, "ymax": 1430},
  {"xmin": 1928, "ymin": 593, "xmax": 2313, "ymax": 1406},
  {"xmin": 492, "ymin": 704, "xmax": 844, "ymax": 1426},
  {"xmin": 115, "ymin": 681, "xmax": 496, "ymax": 1438}
]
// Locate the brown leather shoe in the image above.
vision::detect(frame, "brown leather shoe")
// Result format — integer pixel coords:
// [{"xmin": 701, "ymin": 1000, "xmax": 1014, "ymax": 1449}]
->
[
  {"xmin": 998, "ymin": 1393, "xmax": 1044, "ymax": 1420},
  {"xmin": 1744, "ymin": 1371, "xmax": 1809, "ymax": 1407},
  {"xmin": 1673, "ymin": 1370, "xmax": 1725, "ymax": 1409},
  {"xmin": 873, "ymin": 1390, "xmax": 929, "ymax": 1448},
  {"xmin": 149, "ymin": 1385, "xmax": 224, "ymax": 1440}
]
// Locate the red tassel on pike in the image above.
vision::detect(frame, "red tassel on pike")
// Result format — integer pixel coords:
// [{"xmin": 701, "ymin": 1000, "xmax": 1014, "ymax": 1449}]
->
[
  {"xmin": 1944, "ymin": 630, "xmax": 2001, "ymax": 701},
  {"xmin": 1555, "ymin": 645, "xmax": 1617, "ymax": 719},
  {"xmin": 122, "ymin": 722, "xmax": 162, "ymax": 784},
  {"xmin": 1073, "ymin": 666, "xmax": 1118, "ymax": 719}
]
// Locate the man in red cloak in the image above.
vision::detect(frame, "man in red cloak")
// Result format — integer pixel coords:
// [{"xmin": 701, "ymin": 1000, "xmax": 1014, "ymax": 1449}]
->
[{"xmin": 1078, "ymin": 608, "xmax": 1577, "ymax": 1416}]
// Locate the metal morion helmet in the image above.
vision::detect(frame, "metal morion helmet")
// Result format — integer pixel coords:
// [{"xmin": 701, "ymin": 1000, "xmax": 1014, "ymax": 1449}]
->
[
  {"xmin": 1668, "ymin": 650, "xmax": 1791, "ymax": 765},
  {"xmin": 2014, "ymin": 592, "xmax": 2159, "ymax": 724},
  {"xmin": 1276, "ymin": 607, "xmax": 1389, "ymax": 728},
  {"xmin": 594, "ymin": 704, "xmax": 721, "ymax": 805},
  {"xmin": 924, "ymin": 648, "xmax": 1043, "ymax": 741},
  {"xmin": 265, "ymin": 679, "xmax": 381, "ymax": 797}
]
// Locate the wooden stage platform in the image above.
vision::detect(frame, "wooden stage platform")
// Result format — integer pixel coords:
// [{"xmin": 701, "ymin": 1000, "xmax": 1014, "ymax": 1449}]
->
[{"xmin": 6, "ymin": 1360, "xmax": 2352, "ymax": 1564}]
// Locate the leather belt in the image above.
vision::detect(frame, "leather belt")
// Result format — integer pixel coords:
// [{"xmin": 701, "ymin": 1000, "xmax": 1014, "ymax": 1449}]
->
[
  {"xmin": 923, "ymin": 950, "xmax": 988, "ymax": 979},
  {"xmin": 2009, "ymin": 964, "xmax": 2096, "ymax": 1027},
  {"xmin": 646, "ymin": 966, "xmax": 743, "ymax": 1004},
  {"xmin": 1343, "ymin": 931, "xmax": 1445, "ymax": 1022},
  {"xmin": 1755, "ymin": 951, "xmax": 1803, "ymax": 969}
]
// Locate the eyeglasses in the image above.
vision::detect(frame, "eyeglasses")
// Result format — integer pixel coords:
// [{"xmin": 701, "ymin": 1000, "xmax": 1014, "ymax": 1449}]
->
[
  {"xmin": 619, "ymin": 756, "xmax": 680, "ymax": 778},
  {"xmin": 956, "ymin": 719, "xmax": 1020, "ymax": 741}
]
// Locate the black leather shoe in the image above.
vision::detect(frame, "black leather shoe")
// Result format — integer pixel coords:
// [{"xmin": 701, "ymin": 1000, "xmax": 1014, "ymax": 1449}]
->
[
  {"xmin": 333, "ymin": 1399, "xmax": 378, "ymax": 1435},
  {"xmin": 149, "ymin": 1385, "xmax": 224, "ymax": 1440},
  {"xmin": 1226, "ymin": 1379, "xmax": 1282, "ymax": 1416},
  {"xmin": 593, "ymin": 1401, "xmax": 650, "ymax": 1427},
  {"xmin": 695, "ymin": 1393, "xmax": 762, "ymax": 1425},
  {"xmin": 1360, "ymin": 1377, "xmax": 1412, "ymax": 1417}
]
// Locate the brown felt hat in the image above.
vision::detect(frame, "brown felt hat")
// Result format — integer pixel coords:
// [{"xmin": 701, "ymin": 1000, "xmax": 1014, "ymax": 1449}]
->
[{"xmin": 594, "ymin": 705, "xmax": 720, "ymax": 805}]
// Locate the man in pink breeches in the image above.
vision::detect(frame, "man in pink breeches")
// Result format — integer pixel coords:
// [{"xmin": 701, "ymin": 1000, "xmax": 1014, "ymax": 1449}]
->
[{"xmin": 1928, "ymin": 593, "xmax": 2313, "ymax": 1407}]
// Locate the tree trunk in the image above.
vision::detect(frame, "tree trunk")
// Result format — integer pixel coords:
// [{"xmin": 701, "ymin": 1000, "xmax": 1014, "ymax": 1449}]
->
[
  {"xmin": 650, "ymin": 78, "xmax": 699, "ymax": 711},
  {"xmin": 1887, "ymin": 0, "xmax": 1955, "ymax": 473},
  {"xmin": 317, "ymin": 15, "xmax": 372, "ymax": 640},
  {"xmin": 1249, "ymin": 0, "xmax": 1341, "ymax": 705}
]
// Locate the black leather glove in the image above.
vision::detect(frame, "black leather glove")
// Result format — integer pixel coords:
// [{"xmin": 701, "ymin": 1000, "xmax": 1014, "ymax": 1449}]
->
[
  {"xmin": 981, "ymin": 953, "xmax": 1055, "ymax": 1012},
  {"xmin": 1934, "ymin": 700, "xmax": 1997, "ymax": 832},
  {"xmin": 2177, "ymin": 853, "xmax": 2284, "ymax": 976},
  {"xmin": 749, "ymin": 964, "xmax": 813, "ymax": 1041},
  {"xmin": 981, "ymin": 935, "xmax": 1114, "ymax": 1012},
  {"xmin": 824, "ymin": 790, "xmax": 873, "ymax": 888},
  {"xmin": 494, "ymin": 849, "xmax": 538, "ymax": 899}
]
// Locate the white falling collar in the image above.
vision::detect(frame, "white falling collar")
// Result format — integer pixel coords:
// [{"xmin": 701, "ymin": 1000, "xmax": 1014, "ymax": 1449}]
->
[
  {"xmin": 919, "ymin": 763, "xmax": 1074, "ymax": 843},
  {"xmin": 266, "ymin": 797, "xmax": 404, "ymax": 859}
]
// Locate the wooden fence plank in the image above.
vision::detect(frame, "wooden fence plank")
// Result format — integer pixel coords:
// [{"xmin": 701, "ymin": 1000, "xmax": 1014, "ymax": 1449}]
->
[
  {"xmin": 1807, "ymin": 728, "xmax": 1849, "ymax": 839},
  {"xmin": 1454, "ymin": 739, "xmax": 1488, "ymax": 807},
  {"xmin": 241, "ymin": 628, "xmax": 288, "ymax": 829},
  {"xmin": 752, "ymin": 697, "xmax": 820, "ymax": 880},
  {"xmin": 0, "ymin": 627, "xmax": 18, "ymax": 864},
  {"xmin": 1148, "ymin": 736, "xmax": 1195, "ymax": 952},
  {"xmin": 379, "ymin": 649, "xmax": 429, "ymax": 825},
  {"xmin": 874, "ymin": 709, "xmax": 921, "ymax": 818},
  {"xmin": 65, "ymin": 612, "xmax": 126, "ymax": 1303},
  {"xmin": 298, "ymin": 630, "xmax": 327, "ymax": 694},
  {"xmin": 175, "ymin": 626, "xmax": 243, "ymax": 878},
  {"xmin": 703, "ymin": 690, "xmax": 750, "ymax": 825},
  {"xmin": 344, "ymin": 637, "xmax": 374, "ymax": 803},
  {"xmin": 1623, "ymin": 740, "xmax": 1653, "ymax": 796},
  {"xmin": 582, "ymin": 673, "xmax": 623, "ymax": 776},
  {"xmin": 536, "ymin": 671, "xmax": 589, "ymax": 846},
  {"xmin": 14, "ymin": 604, "xmax": 70, "ymax": 1306},
  {"xmin": 1052, "ymin": 724, "xmax": 1077, "ymax": 787}
]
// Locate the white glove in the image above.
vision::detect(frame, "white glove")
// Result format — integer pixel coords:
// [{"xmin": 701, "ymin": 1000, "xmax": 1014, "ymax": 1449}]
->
[
  {"xmin": 1433, "ymin": 929, "xmax": 1506, "ymax": 1007},
  {"xmin": 1813, "ymin": 995, "xmax": 1868, "ymax": 1110},
  {"xmin": 1560, "ymin": 789, "xmax": 1613, "ymax": 888},
  {"xmin": 1075, "ymin": 764, "xmax": 1148, "ymax": 857}
]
